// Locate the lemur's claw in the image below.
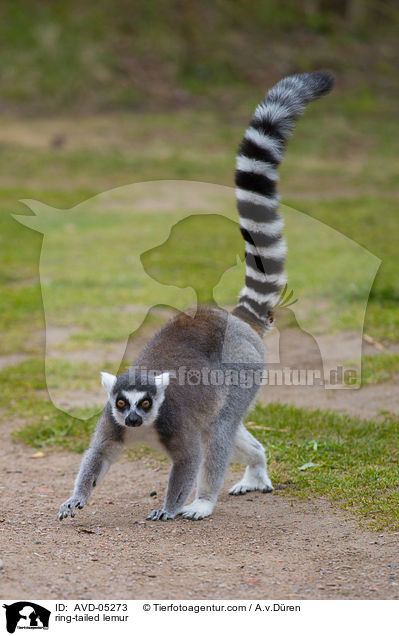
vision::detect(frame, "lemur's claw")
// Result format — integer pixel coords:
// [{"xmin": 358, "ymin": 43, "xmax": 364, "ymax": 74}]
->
[
  {"xmin": 146, "ymin": 509, "xmax": 174, "ymax": 521},
  {"xmin": 58, "ymin": 495, "xmax": 86, "ymax": 521}
]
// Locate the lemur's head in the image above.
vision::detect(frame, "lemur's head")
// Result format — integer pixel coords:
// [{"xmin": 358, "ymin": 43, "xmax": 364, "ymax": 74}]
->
[{"xmin": 101, "ymin": 369, "xmax": 170, "ymax": 428}]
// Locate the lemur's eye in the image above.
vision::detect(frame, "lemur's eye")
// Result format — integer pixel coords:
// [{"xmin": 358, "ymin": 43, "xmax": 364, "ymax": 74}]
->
[
  {"xmin": 116, "ymin": 399, "xmax": 126, "ymax": 409},
  {"xmin": 141, "ymin": 399, "xmax": 151, "ymax": 410}
]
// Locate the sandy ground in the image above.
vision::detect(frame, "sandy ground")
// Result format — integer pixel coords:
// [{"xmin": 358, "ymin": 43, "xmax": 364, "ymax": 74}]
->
[
  {"xmin": 1, "ymin": 430, "xmax": 398, "ymax": 600},
  {"xmin": 1, "ymin": 326, "xmax": 398, "ymax": 600}
]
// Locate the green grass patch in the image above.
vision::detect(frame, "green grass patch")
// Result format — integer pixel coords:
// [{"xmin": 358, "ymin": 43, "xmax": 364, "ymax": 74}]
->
[
  {"xmin": 0, "ymin": 356, "xmax": 107, "ymax": 393},
  {"xmin": 247, "ymin": 403, "xmax": 399, "ymax": 531},
  {"xmin": 364, "ymin": 300, "xmax": 399, "ymax": 344},
  {"xmin": 124, "ymin": 444, "xmax": 167, "ymax": 463},
  {"xmin": 1, "ymin": 359, "xmax": 100, "ymax": 452},
  {"xmin": 0, "ymin": 1, "xmax": 398, "ymax": 113},
  {"xmin": 12, "ymin": 408, "xmax": 97, "ymax": 454},
  {"xmin": 357, "ymin": 352, "xmax": 399, "ymax": 385},
  {"xmin": 44, "ymin": 358, "xmax": 109, "ymax": 391}
]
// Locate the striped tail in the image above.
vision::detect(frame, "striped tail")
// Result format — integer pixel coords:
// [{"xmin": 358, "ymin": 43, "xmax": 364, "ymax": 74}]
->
[{"xmin": 232, "ymin": 70, "xmax": 334, "ymax": 333}]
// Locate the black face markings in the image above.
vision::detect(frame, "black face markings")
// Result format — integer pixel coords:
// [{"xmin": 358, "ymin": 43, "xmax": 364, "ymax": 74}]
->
[
  {"xmin": 113, "ymin": 369, "xmax": 159, "ymax": 396},
  {"xmin": 138, "ymin": 394, "xmax": 152, "ymax": 411},
  {"xmin": 116, "ymin": 394, "xmax": 130, "ymax": 410}
]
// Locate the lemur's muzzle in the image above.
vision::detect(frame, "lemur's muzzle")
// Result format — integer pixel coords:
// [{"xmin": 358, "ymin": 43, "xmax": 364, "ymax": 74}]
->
[{"xmin": 125, "ymin": 413, "xmax": 143, "ymax": 427}]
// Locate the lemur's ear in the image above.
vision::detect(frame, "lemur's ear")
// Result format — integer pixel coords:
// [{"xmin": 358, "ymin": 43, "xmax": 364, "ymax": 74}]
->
[
  {"xmin": 101, "ymin": 372, "xmax": 117, "ymax": 395},
  {"xmin": 154, "ymin": 372, "xmax": 170, "ymax": 390}
]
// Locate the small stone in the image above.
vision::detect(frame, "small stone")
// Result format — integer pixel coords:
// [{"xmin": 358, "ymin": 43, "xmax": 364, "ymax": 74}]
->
[{"xmin": 243, "ymin": 577, "xmax": 260, "ymax": 585}]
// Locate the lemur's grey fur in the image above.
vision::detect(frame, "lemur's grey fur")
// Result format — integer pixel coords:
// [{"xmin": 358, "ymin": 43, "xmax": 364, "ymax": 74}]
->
[{"xmin": 58, "ymin": 71, "xmax": 334, "ymax": 522}]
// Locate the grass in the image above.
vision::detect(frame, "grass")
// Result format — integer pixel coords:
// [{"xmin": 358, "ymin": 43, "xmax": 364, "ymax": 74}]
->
[
  {"xmin": 247, "ymin": 403, "xmax": 399, "ymax": 531},
  {"xmin": 12, "ymin": 409, "xmax": 97, "ymax": 454},
  {"xmin": 0, "ymin": 1, "xmax": 398, "ymax": 113},
  {"xmin": 0, "ymin": 359, "xmax": 100, "ymax": 452},
  {"xmin": 358, "ymin": 352, "xmax": 399, "ymax": 385},
  {"xmin": 124, "ymin": 444, "xmax": 168, "ymax": 464}
]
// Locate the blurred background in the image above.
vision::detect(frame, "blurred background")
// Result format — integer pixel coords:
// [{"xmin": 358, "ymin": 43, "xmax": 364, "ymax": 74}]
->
[
  {"xmin": 1, "ymin": 0, "xmax": 398, "ymax": 349},
  {"xmin": 0, "ymin": 0, "xmax": 398, "ymax": 113}
]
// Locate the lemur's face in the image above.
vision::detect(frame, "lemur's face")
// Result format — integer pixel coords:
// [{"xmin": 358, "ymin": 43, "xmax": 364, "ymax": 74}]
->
[{"xmin": 101, "ymin": 371, "xmax": 170, "ymax": 428}]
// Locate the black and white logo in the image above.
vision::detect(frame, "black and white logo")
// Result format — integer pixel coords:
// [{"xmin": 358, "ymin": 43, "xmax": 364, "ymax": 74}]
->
[{"xmin": 3, "ymin": 602, "xmax": 50, "ymax": 633}]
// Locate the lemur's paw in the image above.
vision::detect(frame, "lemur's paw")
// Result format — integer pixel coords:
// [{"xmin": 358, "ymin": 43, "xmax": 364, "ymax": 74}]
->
[
  {"xmin": 229, "ymin": 476, "xmax": 274, "ymax": 496},
  {"xmin": 58, "ymin": 494, "xmax": 87, "ymax": 520},
  {"xmin": 180, "ymin": 499, "xmax": 214, "ymax": 520},
  {"xmin": 146, "ymin": 509, "xmax": 175, "ymax": 521}
]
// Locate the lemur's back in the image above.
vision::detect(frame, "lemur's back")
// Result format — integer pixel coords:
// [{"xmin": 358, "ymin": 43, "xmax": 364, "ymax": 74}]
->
[
  {"xmin": 135, "ymin": 307, "xmax": 230, "ymax": 369},
  {"xmin": 133, "ymin": 307, "xmax": 265, "ymax": 444},
  {"xmin": 134, "ymin": 306, "xmax": 264, "ymax": 371}
]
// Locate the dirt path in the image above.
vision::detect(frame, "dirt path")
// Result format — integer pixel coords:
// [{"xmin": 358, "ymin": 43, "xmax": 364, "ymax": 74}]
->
[{"xmin": 1, "ymin": 427, "xmax": 399, "ymax": 600}]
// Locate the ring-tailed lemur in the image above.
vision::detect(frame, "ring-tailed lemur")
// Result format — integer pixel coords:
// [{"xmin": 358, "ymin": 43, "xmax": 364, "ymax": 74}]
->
[{"xmin": 58, "ymin": 71, "xmax": 334, "ymax": 522}]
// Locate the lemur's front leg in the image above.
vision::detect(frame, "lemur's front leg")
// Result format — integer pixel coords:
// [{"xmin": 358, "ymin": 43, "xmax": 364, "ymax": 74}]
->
[
  {"xmin": 58, "ymin": 409, "xmax": 123, "ymax": 520},
  {"xmin": 147, "ymin": 433, "xmax": 202, "ymax": 521}
]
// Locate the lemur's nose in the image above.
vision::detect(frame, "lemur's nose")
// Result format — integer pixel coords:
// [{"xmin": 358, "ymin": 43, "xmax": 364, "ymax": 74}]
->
[{"xmin": 125, "ymin": 413, "xmax": 142, "ymax": 427}]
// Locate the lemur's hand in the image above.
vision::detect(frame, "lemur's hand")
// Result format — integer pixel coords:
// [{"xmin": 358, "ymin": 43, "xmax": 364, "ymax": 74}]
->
[
  {"xmin": 146, "ymin": 509, "xmax": 175, "ymax": 521},
  {"xmin": 58, "ymin": 494, "xmax": 87, "ymax": 520}
]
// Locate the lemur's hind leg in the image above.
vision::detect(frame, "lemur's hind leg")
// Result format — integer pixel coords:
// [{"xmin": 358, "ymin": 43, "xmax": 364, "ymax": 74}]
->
[{"xmin": 229, "ymin": 423, "xmax": 273, "ymax": 495}]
